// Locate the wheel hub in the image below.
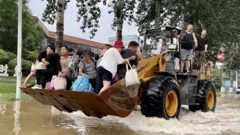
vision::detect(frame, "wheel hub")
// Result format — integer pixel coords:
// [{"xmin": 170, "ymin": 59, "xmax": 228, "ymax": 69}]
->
[
  {"xmin": 207, "ymin": 89, "xmax": 214, "ymax": 110},
  {"xmin": 165, "ymin": 90, "xmax": 178, "ymax": 117}
]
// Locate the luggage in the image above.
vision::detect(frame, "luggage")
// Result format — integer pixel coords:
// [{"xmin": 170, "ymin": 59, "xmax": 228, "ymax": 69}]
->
[
  {"xmin": 50, "ymin": 75, "xmax": 67, "ymax": 90},
  {"xmin": 71, "ymin": 74, "xmax": 94, "ymax": 92},
  {"xmin": 68, "ymin": 52, "xmax": 81, "ymax": 79}
]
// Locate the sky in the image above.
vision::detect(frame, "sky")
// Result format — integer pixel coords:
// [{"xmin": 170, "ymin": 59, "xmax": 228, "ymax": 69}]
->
[{"xmin": 27, "ymin": 0, "xmax": 139, "ymax": 44}]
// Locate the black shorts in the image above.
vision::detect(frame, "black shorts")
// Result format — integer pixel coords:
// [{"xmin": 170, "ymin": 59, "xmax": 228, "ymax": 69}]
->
[
  {"xmin": 95, "ymin": 66, "xmax": 113, "ymax": 94},
  {"xmin": 97, "ymin": 66, "xmax": 112, "ymax": 81}
]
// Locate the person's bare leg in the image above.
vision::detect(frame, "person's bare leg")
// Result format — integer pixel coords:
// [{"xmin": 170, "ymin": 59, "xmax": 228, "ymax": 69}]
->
[
  {"xmin": 186, "ymin": 60, "xmax": 190, "ymax": 73},
  {"xmin": 99, "ymin": 81, "xmax": 111, "ymax": 100},
  {"xmin": 23, "ymin": 72, "xmax": 35, "ymax": 87},
  {"xmin": 180, "ymin": 61, "xmax": 185, "ymax": 73}
]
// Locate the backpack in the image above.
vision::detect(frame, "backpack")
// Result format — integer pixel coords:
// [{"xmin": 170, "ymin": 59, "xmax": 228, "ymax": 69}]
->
[
  {"xmin": 71, "ymin": 74, "xmax": 94, "ymax": 92},
  {"xmin": 68, "ymin": 52, "xmax": 81, "ymax": 79}
]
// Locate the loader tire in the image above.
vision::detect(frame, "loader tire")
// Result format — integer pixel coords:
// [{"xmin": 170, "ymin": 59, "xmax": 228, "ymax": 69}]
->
[
  {"xmin": 188, "ymin": 104, "xmax": 200, "ymax": 112},
  {"xmin": 188, "ymin": 80, "xmax": 217, "ymax": 112},
  {"xmin": 140, "ymin": 76, "xmax": 181, "ymax": 119}
]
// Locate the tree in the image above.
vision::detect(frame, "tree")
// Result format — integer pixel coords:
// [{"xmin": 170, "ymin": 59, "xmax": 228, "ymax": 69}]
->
[
  {"xmin": 0, "ymin": 0, "xmax": 44, "ymax": 58},
  {"xmin": 101, "ymin": 0, "xmax": 136, "ymax": 40},
  {"xmin": 182, "ymin": 0, "xmax": 240, "ymax": 69},
  {"xmin": 41, "ymin": 0, "xmax": 103, "ymax": 52},
  {"xmin": 136, "ymin": 0, "xmax": 184, "ymax": 33},
  {"xmin": 55, "ymin": 0, "xmax": 66, "ymax": 53},
  {"xmin": 136, "ymin": 0, "xmax": 240, "ymax": 70}
]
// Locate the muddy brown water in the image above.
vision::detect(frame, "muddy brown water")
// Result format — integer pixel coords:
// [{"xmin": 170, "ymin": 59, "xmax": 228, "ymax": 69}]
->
[{"xmin": 1, "ymin": 93, "xmax": 240, "ymax": 135}]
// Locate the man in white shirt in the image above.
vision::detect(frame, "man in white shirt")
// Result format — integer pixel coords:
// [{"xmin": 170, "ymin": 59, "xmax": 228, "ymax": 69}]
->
[{"xmin": 96, "ymin": 40, "xmax": 136, "ymax": 99}]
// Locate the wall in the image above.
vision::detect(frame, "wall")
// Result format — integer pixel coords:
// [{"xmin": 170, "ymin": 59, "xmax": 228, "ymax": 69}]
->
[{"xmin": 41, "ymin": 37, "xmax": 101, "ymax": 55}]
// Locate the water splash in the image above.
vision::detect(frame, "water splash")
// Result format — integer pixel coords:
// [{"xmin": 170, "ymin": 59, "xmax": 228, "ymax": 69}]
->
[{"xmin": 63, "ymin": 94, "xmax": 240, "ymax": 135}]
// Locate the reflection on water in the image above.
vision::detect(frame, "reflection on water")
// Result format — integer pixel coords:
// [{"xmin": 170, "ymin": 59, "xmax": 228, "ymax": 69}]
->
[
  {"xmin": 0, "ymin": 93, "xmax": 240, "ymax": 135},
  {"xmin": 13, "ymin": 101, "xmax": 21, "ymax": 135}
]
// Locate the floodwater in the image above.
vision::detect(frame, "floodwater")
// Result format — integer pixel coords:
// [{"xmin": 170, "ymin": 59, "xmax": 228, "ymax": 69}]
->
[{"xmin": 1, "ymin": 93, "xmax": 240, "ymax": 135}]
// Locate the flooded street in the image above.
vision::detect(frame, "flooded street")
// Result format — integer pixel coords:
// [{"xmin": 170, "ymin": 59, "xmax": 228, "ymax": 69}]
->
[{"xmin": 1, "ymin": 93, "xmax": 240, "ymax": 135}]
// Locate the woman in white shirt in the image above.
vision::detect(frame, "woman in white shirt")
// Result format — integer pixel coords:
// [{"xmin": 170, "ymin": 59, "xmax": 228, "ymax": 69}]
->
[{"xmin": 96, "ymin": 40, "xmax": 136, "ymax": 98}]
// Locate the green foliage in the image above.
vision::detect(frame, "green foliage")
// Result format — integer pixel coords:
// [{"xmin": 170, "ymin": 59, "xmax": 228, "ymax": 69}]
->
[
  {"xmin": 214, "ymin": 66, "xmax": 223, "ymax": 90},
  {"xmin": 136, "ymin": 0, "xmax": 240, "ymax": 70},
  {"xmin": 0, "ymin": 49, "xmax": 16, "ymax": 64},
  {"xmin": 42, "ymin": 0, "xmax": 136, "ymax": 39},
  {"xmin": 0, "ymin": 0, "xmax": 44, "ymax": 56},
  {"xmin": 0, "ymin": 49, "xmax": 33, "ymax": 75},
  {"xmin": 223, "ymin": 45, "xmax": 240, "ymax": 70},
  {"xmin": 41, "ymin": 0, "xmax": 102, "ymax": 39},
  {"xmin": 104, "ymin": 0, "xmax": 136, "ymax": 28},
  {"xmin": 102, "ymin": 0, "xmax": 136, "ymax": 40},
  {"xmin": 136, "ymin": 0, "xmax": 183, "ymax": 32},
  {"xmin": 8, "ymin": 58, "xmax": 32, "ymax": 76},
  {"xmin": 25, "ymin": 50, "xmax": 38, "ymax": 62}
]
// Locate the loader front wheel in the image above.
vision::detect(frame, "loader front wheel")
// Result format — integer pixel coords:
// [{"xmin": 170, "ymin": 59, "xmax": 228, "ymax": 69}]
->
[{"xmin": 140, "ymin": 76, "xmax": 181, "ymax": 119}]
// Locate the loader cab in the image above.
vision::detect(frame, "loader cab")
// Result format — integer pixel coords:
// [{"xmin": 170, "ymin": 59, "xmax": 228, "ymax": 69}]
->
[
  {"xmin": 139, "ymin": 26, "xmax": 182, "ymax": 75},
  {"xmin": 139, "ymin": 26, "xmax": 181, "ymax": 58}
]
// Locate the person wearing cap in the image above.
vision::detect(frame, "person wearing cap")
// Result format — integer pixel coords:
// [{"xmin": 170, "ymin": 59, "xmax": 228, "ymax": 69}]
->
[{"xmin": 96, "ymin": 40, "xmax": 136, "ymax": 98}]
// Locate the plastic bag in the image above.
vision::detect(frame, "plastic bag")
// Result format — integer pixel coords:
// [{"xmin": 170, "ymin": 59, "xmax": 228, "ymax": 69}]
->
[
  {"xmin": 71, "ymin": 74, "xmax": 94, "ymax": 92},
  {"xmin": 125, "ymin": 60, "xmax": 140, "ymax": 87}
]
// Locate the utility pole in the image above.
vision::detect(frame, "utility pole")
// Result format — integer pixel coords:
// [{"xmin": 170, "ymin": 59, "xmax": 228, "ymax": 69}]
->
[{"xmin": 16, "ymin": 0, "xmax": 23, "ymax": 100}]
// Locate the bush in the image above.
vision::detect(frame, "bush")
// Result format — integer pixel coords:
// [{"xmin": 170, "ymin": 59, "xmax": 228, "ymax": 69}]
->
[
  {"xmin": 0, "ymin": 49, "xmax": 16, "ymax": 64},
  {"xmin": 8, "ymin": 58, "xmax": 33, "ymax": 77}
]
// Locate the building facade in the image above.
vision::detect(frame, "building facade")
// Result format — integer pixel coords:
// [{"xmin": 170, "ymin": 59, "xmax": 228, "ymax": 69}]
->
[
  {"xmin": 109, "ymin": 35, "xmax": 139, "ymax": 48},
  {"xmin": 36, "ymin": 17, "xmax": 105, "ymax": 55}
]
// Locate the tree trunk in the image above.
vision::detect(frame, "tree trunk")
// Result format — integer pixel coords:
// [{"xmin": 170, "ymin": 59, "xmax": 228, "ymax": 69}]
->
[
  {"xmin": 155, "ymin": 1, "xmax": 161, "ymax": 28},
  {"xmin": 116, "ymin": 0, "xmax": 124, "ymax": 40},
  {"xmin": 181, "ymin": 5, "xmax": 185, "ymax": 29},
  {"xmin": 55, "ymin": 0, "xmax": 65, "ymax": 53}
]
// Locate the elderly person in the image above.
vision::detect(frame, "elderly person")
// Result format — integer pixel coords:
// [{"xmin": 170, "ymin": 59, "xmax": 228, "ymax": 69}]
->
[{"xmin": 78, "ymin": 52, "xmax": 97, "ymax": 87}]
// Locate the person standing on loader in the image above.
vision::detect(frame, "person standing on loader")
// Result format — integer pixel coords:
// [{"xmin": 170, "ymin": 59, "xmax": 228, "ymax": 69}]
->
[
  {"xmin": 195, "ymin": 29, "xmax": 208, "ymax": 66},
  {"xmin": 180, "ymin": 24, "xmax": 198, "ymax": 73}
]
